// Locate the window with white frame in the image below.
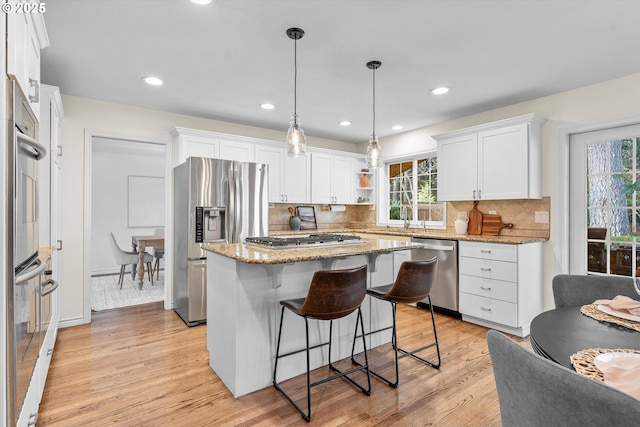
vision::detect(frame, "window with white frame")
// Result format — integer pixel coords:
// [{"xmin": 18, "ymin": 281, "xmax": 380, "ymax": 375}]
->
[{"xmin": 383, "ymin": 154, "xmax": 446, "ymax": 229}]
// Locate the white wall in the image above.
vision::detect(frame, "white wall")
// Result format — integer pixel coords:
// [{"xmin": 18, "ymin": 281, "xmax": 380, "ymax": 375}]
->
[
  {"xmin": 58, "ymin": 96, "xmax": 357, "ymax": 325},
  {"xmin": 365, "ymin": 72, "xmax": 640, "ymax": 310},
  {"xmin": 91, "ymin": 138, "xmax": 165, "ymax": 275}
]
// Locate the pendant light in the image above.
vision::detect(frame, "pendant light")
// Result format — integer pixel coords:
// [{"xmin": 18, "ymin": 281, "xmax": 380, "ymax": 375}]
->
[
  {"xmin": 366, "ymin": 60, "xmax": 383, "ymax": 168},
  {"xmin": 286, "ymin": 27, "xmax": 307, "ymax": 157}
]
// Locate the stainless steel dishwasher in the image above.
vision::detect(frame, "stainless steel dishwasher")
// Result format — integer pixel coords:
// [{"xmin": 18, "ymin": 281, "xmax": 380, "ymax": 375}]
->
[{"xmin": 411, "ymin": 238, "xmax": 460, "ymax": 318}]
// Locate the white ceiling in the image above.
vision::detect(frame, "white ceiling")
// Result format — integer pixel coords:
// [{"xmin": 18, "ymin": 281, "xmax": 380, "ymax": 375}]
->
[{"xmin": 41, "ymin": 0, "xmax": 640, "ymax": 144}]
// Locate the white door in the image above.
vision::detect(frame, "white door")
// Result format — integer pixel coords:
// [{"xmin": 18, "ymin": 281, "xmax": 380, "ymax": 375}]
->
[{"xmin": 569, "ymin": 124, "xmax": 640, "ymax": 276}]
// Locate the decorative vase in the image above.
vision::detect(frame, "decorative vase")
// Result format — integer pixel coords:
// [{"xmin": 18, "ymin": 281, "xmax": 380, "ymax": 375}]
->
[
  {"xmin": 360, "ymin": 174, "xmax": 369, "ymax": 188},
  {"xmin": 455, "ymin": 218, "xmax": 469, "ymax": 235},
  {"xmin": 289, "ymin": 216, "xmax": 301, "ymax": 231}
]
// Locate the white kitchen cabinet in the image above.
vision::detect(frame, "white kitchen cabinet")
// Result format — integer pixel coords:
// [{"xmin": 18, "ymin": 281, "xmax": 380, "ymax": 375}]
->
[
  {"xmin": 435, "ymin": 114, "xmax": 546, "ymax": 201},
  {"xmin": 255, "ymin": 144, "xmax": 310, "ymax": 203},
  {"xmin": 6, "ymin": 1, "xmax": 48, "ymax": 121},
  {"xmin": 458, "ymin": 240, "xmax": 543, "ymax": 337},
  {"xmin": 311, "ymin": 153, "xmax": 353, "ymax": 204},
  {"xmin": 172, "ymin": 128, "xmax": 219, "ymax": 165},
  {"xmin": 220, "ymin": 139, "xmax": 255, "ymax": 162}
]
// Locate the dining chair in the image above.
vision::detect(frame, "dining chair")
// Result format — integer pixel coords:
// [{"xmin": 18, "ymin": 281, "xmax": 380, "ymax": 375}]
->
[
  {"xmin": 552, "ymin": 274, "xmax": 637, "ymax": 308},
  {"xmin": 149, "ymin": 228, "xmax": 164, "ymax": 280},
  {"xmin": 487, "ymin": 329, "xmax": 640, "ymax": 426},
  {"xmin": 273, "ymin": 265, "xmax": 371, "ymax": 422},
  {"xmin": 354, "ymin": 258, "xmax": 441, "ymax": 388},
  {"xmin": 108, "ymin": 232, "xmax": 154, "ymax": 289}
]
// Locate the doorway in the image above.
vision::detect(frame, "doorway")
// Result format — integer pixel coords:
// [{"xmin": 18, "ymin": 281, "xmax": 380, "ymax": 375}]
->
[
  {"xmin": 569, "ymin": 124, "xmax": 640, "ymax": 276},
  {"xmin": 83, "ymin": 132, "xmax": 172, "ymax": 322}
]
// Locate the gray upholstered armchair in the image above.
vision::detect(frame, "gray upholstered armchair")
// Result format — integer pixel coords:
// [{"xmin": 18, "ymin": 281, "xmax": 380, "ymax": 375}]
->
[
  {"xmin": 487, "ymin": 329, "xmax": 640, "ymax": 426},
  {"xmin": 552, "ymin": 274, "xmax": 638, "ymax": 308}
]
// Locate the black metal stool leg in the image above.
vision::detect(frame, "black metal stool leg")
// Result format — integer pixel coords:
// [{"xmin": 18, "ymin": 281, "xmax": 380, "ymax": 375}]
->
[{"xmin": 273, "ymin": 307, "xmax": 312, "ymax": 422}]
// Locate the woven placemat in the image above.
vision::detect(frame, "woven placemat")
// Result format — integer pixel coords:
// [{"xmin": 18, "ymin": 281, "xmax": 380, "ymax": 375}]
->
[
  {"xmin": 580, "ymin": 304, "xmax": 640, "ymax": 332},
  {"xmin": 571, "ymin": 348, "xmax": 640, "ymax": 381}
]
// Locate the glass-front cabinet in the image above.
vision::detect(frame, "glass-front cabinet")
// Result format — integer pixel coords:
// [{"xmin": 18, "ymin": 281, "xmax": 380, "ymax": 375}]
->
[{"xmin": 586, "ymin": 136, "xmax": 640, "ymax": 277}]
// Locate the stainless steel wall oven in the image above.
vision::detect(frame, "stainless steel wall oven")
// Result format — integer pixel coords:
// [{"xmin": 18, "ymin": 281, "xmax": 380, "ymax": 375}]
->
[{"xmin": 6, "ymin": 78, "xmax": 48, "ymax": 426}]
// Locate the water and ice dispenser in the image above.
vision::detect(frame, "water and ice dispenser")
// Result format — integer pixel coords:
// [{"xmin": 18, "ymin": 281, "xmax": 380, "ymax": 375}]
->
[{"xmin": 195, "ymin": 207, "xmax": 226, "ymax": 243}]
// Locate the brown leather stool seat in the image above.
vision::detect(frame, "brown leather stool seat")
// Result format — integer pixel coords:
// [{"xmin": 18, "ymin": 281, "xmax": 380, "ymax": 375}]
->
[
  {"xmin": 356, "ymin": 258, "xmax": 441, "ymax": 388},
  {"xmin": 273, "ymin": 265, "xmax": 371, "ymax": 422}
]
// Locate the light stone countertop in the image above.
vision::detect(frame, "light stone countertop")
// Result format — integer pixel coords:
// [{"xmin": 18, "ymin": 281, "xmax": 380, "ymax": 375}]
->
[
  {"xmin": 270, "ymin": 228, "xmax": 548, "ymax": 245},
  {"xmin": 202, "ymin": 237, "xmax": 425, "ymax": 265}
]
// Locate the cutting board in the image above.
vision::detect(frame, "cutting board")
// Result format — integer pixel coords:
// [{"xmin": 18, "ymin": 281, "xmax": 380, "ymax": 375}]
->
[
  {"xmin": 482, "ymin": 214, "xmax": 514, "ymax": 236},
  {"xmin": 468, "ymin": 201, "xmax": 483, "ymax": 235}
]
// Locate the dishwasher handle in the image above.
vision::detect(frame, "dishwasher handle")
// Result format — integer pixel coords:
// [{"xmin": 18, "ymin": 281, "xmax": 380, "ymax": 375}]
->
[{"xmin": 413, "ymin": 242, "xmax": 455, "ymax": 251}]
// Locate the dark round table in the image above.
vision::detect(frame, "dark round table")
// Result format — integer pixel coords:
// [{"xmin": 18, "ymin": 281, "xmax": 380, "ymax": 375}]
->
[{"xmin": 529, "ymin": 306, "xmax": 640, "ymax": 370}]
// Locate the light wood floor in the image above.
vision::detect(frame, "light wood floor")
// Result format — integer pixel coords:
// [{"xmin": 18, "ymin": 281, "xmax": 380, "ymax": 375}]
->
[{"xmin": 38, "ymin": 302, "xmax": 525, "ymax": 426}]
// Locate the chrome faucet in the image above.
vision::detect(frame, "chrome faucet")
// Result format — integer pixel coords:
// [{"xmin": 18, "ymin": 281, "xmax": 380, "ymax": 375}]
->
[{"xmin": 401, "ymin": 206, "xmax": 410, "ymax": 230}]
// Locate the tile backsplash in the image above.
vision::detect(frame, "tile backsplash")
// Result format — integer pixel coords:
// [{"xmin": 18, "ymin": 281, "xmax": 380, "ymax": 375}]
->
[
  {"xmin": 270, "ymin": 204, "xmax": 376, "ymax": 231},
  {"xmin": 446, "ymin": 197, "xmax": 550, "ymax": 238},
  {"xmin": 269, "ymin": 197, "xmax": 550, "ymax": 238}
]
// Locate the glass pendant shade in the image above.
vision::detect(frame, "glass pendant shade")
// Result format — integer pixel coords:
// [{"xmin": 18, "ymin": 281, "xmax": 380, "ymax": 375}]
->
[
  {"xmin": 366, "ymin": 60, "xmax": 383, "ymax": 168},
  {"xmin": 367, "ymin": 134, "xmax": 383, "ymax": 169},
  {"xmin": 287, "ymin": 114, "xmax": 307, "ymax": 157},
  {"xmin": 286, "ymin": 27, "xmax": 306, "ymax": 157}
]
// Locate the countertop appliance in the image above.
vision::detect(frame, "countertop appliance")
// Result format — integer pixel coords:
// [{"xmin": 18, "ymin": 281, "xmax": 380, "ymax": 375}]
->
[
  {"xmin": 6, "ymin": 78, "xmax": 49, "ymax": 426},
  {"xmin": 411, "ymin": 237, "xmax": 460, "ymax": 318},
  {"xmin": 173, "ymin": 157, "xmax": 268, "ymax": 326},
  {"xmin": 245, "ymin": 233, "xmax": 364, "ymax": 249}
]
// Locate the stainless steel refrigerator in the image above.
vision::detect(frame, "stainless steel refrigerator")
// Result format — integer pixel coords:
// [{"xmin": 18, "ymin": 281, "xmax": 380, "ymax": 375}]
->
[{"xmin": 173, "ymin": 157, "xmax": 268, "ymax": 326}]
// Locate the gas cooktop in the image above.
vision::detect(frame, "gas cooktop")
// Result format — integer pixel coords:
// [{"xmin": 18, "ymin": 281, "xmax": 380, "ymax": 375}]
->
[{"xmin": 245, "ymin": 233, "xmax": 364, "ymax": 249}]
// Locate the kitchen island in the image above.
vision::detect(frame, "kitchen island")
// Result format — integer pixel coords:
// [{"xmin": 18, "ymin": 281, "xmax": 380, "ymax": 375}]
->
[{"xmin": 203, "ymin": 236, "xmax": 425, "ymax": 397}]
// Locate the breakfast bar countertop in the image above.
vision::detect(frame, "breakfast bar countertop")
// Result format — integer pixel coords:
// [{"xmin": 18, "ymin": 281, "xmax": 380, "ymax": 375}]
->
[
  {"xmin": 270, "ymin": 227, "xmax": 548, "ymax": 245},
  {"xmin": 202, "ymin": 237, "xmax": 425, "ymax": 265}
]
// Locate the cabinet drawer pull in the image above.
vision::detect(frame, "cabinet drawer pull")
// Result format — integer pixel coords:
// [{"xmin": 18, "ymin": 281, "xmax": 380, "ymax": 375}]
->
[
  {"xmin": 473, "ymin": 190, "xmax": 476, "ymax": 199},
  {"xmin": 47, "ymin": 348, "xmax": 54, "ymax": 356},
  {"xmin": 29, "ymin": 78, "xmax": 39, "ymax": 103},
  {"xmin": 480, "ymin": 307, "xmax": 492, "ymax": 311},
  {"xmin": 28, "ymin": 413, "xmax": 38, "ymax": 426},
  {"xmin": 480, "ymin": 286, "xmax": 492, "ymax": 290},
  {"xmin": 480, "ymin": 267, "xmax": 492, "ymax": 271},
  {"xmin": 480, "ymin": 250, "xmax": 492, "ymax": 253}
]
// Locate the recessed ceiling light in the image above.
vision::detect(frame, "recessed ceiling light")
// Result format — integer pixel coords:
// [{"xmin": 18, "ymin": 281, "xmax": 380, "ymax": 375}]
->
[
  {"xmin": 392, "ymin": 125, "xmax": 403, "ymax": 131},
  {"xmin": 143, "ymin": 76, "xmax": 163, "ymax": 86},
  {"xmin": 260, "ymin": 103, "xmax": 275, "ymax": 110},
  {"xmin": 430, "ymin": 86, "xmax": 450, "ymax": 95},
  {"xmin": 339, "ymin": 121, "xmax": 352, "ymax": 126},
  {"xmin": 191, "ymin": 0, "xmax": 213, "ymax": 4}
]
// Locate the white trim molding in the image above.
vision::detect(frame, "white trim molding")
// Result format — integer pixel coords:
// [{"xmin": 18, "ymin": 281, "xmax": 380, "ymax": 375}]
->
[
  {"xmin": 83, "ymin": 129, "xmax": 173, "ymax": 324},
  {"xmin": 554, "ymin": 113, "xmax": 640, "ymax": 276}
]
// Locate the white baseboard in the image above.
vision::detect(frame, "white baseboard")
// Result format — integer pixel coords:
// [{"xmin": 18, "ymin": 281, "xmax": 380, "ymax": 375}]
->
[{"xmin": 59, "ymin": 316, "xmax": 87, "ymax": 328}]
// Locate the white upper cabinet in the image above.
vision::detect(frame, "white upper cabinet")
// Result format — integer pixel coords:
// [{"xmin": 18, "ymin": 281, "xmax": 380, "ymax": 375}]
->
[
  {"xmin": 219, "ymin": 139, "xmax": 255, "ymax": 162},
  {"xmin": 311, "ymin": 153, "xmax": 353, "ymax": 204},
  {"xmin": 255, "ymin": 144, "xmax": 310, "ymax": 203},
  {"xmin": 7, "ymin": 1, "xmax": 49, "ymax": 120},
  {"xmin": 435, "ymin": 114, "xmax": 546, "ymax": 201},
  {"xmin": 172, "ymin": 128, "xmax": 219, "ymax": 165}
]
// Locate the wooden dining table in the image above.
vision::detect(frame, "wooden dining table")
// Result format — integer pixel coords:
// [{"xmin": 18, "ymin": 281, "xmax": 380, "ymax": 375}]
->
[
  {"xmin": 131, "ymin": 235, "xmax": 164, "ymax": 289},
  {"xmin": 529, "ymin": 306, "xmax": 640, "ymax": 370}
]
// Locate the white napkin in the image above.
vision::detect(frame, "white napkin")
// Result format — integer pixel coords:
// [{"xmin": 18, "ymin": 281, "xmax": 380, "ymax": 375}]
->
[
  {"xmin": 594, "ymin": 295, "xmax": 640, "ymax": 316},
  {"xmin": 593, "ymin": 353, "xmax": 640, "ymax": 400}
]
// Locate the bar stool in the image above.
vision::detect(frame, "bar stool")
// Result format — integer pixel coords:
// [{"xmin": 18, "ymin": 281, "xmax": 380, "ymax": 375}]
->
[
  {"xmin": 273, "ymin": 265, "xmax": 371, "ymax": 422},
  {"xmin": 357, "ymin": 257, "xmax": 441, "ymax": 388}
]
